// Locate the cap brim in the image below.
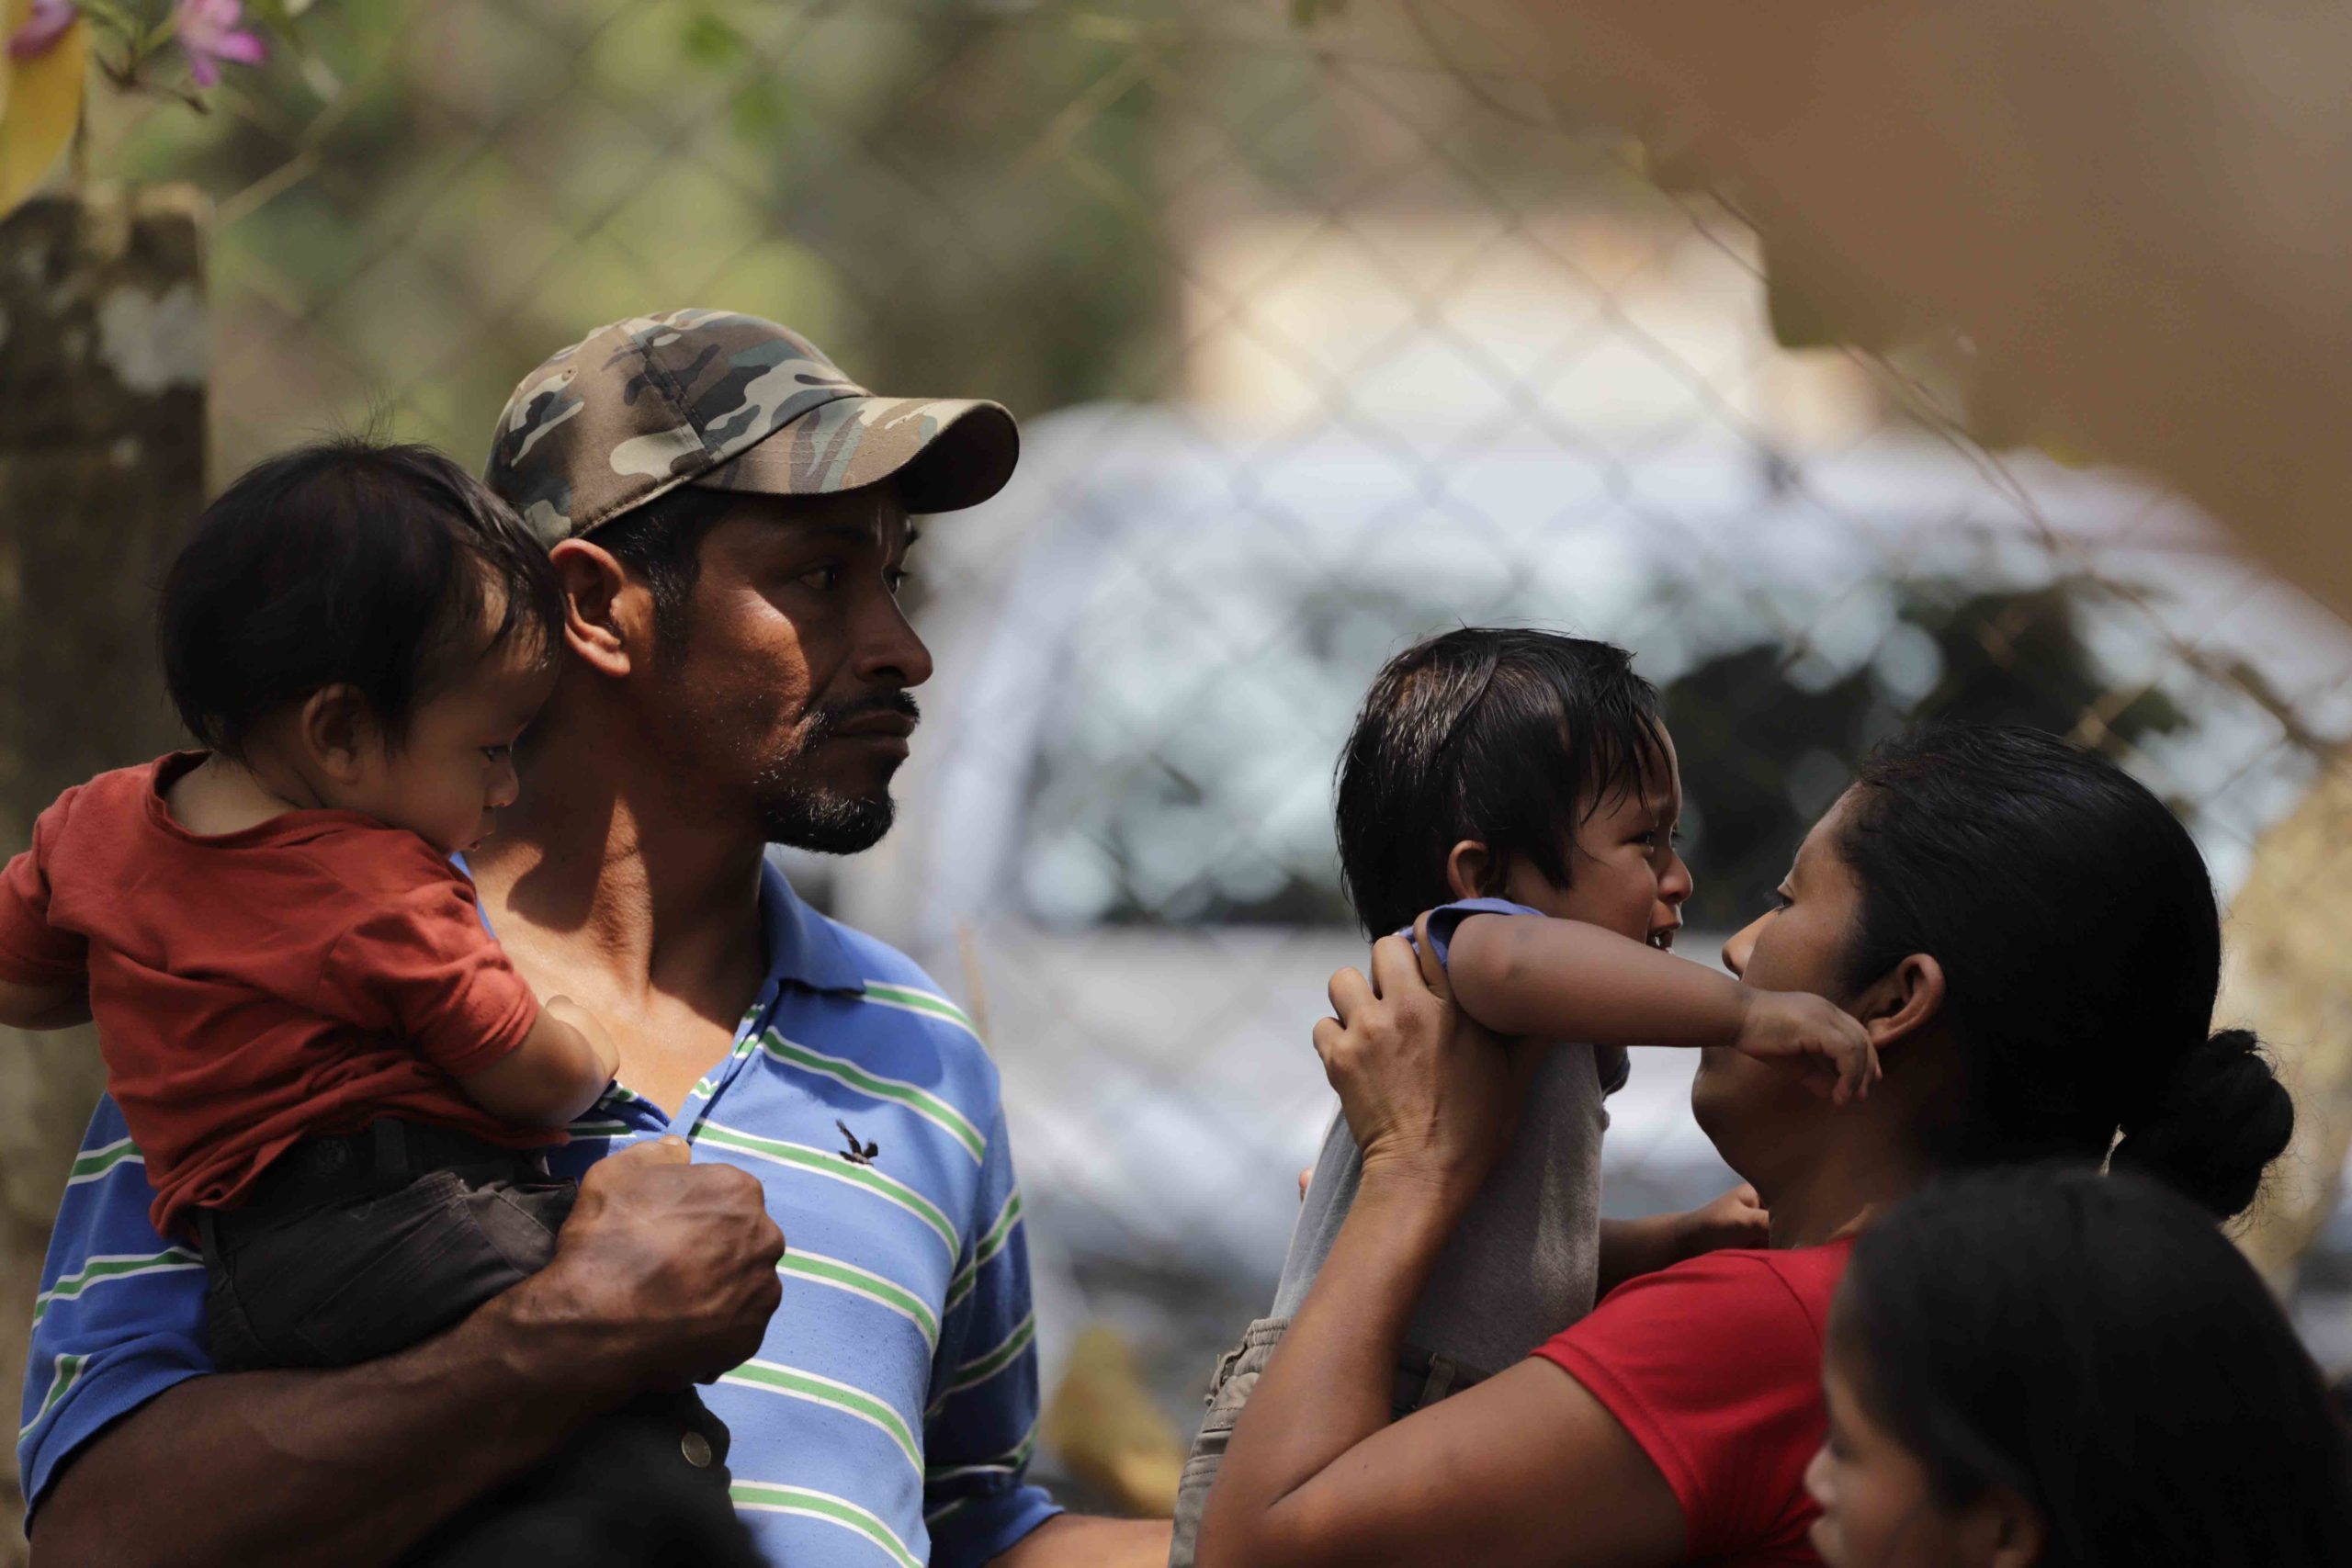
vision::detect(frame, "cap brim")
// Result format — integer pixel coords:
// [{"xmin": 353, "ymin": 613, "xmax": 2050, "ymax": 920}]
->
[{"xmin": 692, "ymin": 395, "xmax": 1019, "ymax": 513}]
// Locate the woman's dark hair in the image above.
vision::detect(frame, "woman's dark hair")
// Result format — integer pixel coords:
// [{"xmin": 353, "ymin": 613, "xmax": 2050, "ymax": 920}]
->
[
  {"xmin": 1334, "ymin": 627, "xmax": 1666, "ymax": 938},
  {"xmin": 158, "ymin": 438, "xmax": 564, "ymax": 756},
  {"xmin": 1836, "ymin": 724, "xmax": 2292, "ymax": 1218},
  {"xmin": 1836, "ymin": 1168, "xmax": 2352, "ymax": 1567}
]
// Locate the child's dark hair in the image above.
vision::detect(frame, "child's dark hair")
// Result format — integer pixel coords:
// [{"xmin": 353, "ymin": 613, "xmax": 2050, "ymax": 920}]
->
[
  {"xmin": 158, "ymin": 438, "xmax": 565, "ymax": 756},
  {"xmin": 1837, "ymin": 724, "xmax": 2292, "ymax": 1218},
  {"xmin": 1335, "ymin": 628, "xmax": 1667, "ymax": 938},
  {"xmin": 1836, "ymin": 1167, "xmax": 2352, "ymax": 1567}
]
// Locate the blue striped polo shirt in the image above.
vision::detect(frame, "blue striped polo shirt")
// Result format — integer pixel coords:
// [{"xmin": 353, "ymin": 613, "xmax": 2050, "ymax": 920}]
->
[{"xmin": 17, "ymin": 863, "xmax": 1061, "ymax": 1567}]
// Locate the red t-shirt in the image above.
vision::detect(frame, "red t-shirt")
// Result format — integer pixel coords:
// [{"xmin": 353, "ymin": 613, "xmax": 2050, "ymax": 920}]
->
[
  {"xmin": 0, "ymin": 753, "xmax": 550, "ymax": 1237},
  {"xmin": 1532, "ymin": 1239, "xmax": 1855, "ymax": 1567}
]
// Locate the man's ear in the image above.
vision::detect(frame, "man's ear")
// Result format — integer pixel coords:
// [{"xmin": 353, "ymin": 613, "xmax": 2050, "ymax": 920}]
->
[
  {"xmin": 549, "ymin": 538, "xmax": 642, "ymax": 679},
  {"xmin": 297, "ymin": 685, "xmax": 377, "ymax": 784},
  {"xmin": 1855, "ymin": 952, "xmax": 1947, "ymax": 1051},
  {"xmin": 1959, "ymin": 1484, "xmax": 2046, "ymax": 1568},
  {"xmin": 1444, "ymin": 840, "xmax": 1498, "ymax": 902}
]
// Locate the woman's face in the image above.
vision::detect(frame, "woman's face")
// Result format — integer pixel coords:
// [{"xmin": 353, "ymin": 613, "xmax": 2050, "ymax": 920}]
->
[{"xmin": 1694, "ymin": 790, "xmax": 1867, "ymax": 1163}]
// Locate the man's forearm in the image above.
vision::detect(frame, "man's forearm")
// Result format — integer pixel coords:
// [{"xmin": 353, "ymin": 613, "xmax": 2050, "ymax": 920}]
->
[
  {"xmin": 32, "ymin": 1304, "xmax": 599, "ymax": 1568},
  {"xmin": 991, "ymin": 1513, "xmax": 1174, "ymax": 1568}
]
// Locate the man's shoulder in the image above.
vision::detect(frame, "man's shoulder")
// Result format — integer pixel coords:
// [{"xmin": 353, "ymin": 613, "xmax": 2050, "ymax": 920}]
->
[{"xmin": 827, "ymin": 919, "xmax": 992, "ymax": 1046}]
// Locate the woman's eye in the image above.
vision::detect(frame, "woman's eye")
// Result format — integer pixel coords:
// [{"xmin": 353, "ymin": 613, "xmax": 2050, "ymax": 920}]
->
[
  {"xmin": 481, "ymin": 744, "xmax": 512, "ymax": 762},
  {"xmin": 1771, "ymin": 888, "xmax": 1793, "ymax": 910},
  {"xmin": 797, "ymin": 565, "xmax": 844, "ymax": 592}
]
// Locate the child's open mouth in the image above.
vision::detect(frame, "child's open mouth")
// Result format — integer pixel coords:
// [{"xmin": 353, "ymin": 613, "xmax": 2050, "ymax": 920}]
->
[{"xmin": 1648, "ymin": 926, "xmax": 1678, "ymax": 952}]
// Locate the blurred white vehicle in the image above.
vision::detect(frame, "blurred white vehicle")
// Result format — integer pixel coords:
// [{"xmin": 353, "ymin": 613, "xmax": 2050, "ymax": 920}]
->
[{"xmin": 797, "ymin": 404, "xmax": 2351, "ymax": 1393}]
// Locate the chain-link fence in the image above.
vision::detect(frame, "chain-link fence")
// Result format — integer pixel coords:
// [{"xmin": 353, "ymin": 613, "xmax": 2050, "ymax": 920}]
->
[{"xmin": 52, "ymin": 0, "xmax": 2352, "ymax": 1515}]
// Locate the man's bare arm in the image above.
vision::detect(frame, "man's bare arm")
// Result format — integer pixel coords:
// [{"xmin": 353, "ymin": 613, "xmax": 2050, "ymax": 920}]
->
[
  {"xmin": 990, "ymin": 1514, "xmax": 1174, "ymax": 1568},
  {"xmin": 31, "ymin": 1139, "xmax": 783, "ymax": 1568}
]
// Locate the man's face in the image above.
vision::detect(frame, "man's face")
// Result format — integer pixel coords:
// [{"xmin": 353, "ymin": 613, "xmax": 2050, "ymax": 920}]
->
[{"xmin": 637, "ymin": 487, "xmax": 933, "ymax": 852}]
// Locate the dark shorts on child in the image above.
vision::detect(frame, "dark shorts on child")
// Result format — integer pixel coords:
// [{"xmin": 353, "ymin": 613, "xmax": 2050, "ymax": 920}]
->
[{"xmin": 198, "ymin": 1120, "xmax": 759, "ymax": 1568}]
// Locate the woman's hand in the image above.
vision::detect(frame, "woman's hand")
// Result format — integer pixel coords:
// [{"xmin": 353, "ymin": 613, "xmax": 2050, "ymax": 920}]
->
[{"xmin": 1312, "ymin": 926, "xmax": 1539, "ymax": 1203}]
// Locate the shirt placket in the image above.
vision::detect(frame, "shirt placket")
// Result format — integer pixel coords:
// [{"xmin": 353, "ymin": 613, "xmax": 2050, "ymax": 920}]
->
[{"xmin": 677, "ymin": 979, "xmax": 783, "ymax": 1140}]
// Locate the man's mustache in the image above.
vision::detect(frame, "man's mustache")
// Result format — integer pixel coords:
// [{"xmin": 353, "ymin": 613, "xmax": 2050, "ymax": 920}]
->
[{"xmin": 807, "ymin": 692, "xmax": 922, "ymax": 736}]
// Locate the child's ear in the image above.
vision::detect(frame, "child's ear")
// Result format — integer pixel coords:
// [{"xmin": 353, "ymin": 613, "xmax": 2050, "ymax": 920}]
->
[
  {"xmin": 1856, "ymin": 952, "xmax": 1947, "ymax": 1052},
  {"xmin": 298, "ymin": 685, "xmax": 379, "ymax": 784},
  {"xmin": 1443, "ymin": 840, "xmax": 1497, "ymax": 902},
  {"xmin": 1962, "ymin": 1483, "xmax": 2046, "ymax": 1568}
]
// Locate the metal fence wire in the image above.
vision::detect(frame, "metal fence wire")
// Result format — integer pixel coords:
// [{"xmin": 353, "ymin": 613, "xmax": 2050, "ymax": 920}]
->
[{"xmin": 78, "ymin": 0, "xmax": 2352, "ymax": 1505}]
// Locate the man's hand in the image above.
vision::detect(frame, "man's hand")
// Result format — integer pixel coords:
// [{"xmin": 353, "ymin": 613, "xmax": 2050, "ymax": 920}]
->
[{"xmin": 492, "ymin": 1135, "xmax": 786, "ymax": 1404}]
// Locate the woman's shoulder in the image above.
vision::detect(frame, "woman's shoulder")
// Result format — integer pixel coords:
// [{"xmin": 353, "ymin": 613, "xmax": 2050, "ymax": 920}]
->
[
  {"xmin": 1652, "ymin": 1237, "xmax": 1855, "ymax": 1332},
  {"xmin": 1550, "ymin": 1236, "xmax": 1856, "ymax": 1367},
  {"xmin": 1532, "ymin": 1239, "xmax": 1855, "ymax": 1561}
]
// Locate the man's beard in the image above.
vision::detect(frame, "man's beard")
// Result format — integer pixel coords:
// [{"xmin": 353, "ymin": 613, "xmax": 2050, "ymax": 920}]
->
[{"xmin": 753, "ymin": 692, "xmax": 917, "ymax": 855}]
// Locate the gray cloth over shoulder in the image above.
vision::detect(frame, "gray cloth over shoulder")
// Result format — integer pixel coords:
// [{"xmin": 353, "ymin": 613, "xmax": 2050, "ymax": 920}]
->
[{"xmin": 1274, "ymin": 1038, "xmax": 1626, "ymax": 1376}]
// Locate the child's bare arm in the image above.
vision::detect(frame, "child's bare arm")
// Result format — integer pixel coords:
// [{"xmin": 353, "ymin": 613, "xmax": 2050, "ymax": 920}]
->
[
  {"xmin": 453, "ymin": 995, "xmax": 619, "ymax": 1127},
  {"xmin": 1442, "ymin": 913, "xmax": 1747, "ymax": 1045},
  {"xmin": 0, "ymin": 974, "xmax": 91, "ymax": 1031},
  {"xmin": 1439, "ymin": 911, "xmax": 1881, "ymax": 1101},
  {"xmin": 1595, "ymin": 1186, "xmax": 1770, "ymax": 1297}
]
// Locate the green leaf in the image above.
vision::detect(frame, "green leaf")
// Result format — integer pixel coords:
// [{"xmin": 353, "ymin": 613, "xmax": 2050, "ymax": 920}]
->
[
  {"xmin": 0, "ymin": 3, "xmax": 86, "ymax": 219},
  {"xmin": 681, "ymin": 6, "xmax": 745, "ymax": 69}
]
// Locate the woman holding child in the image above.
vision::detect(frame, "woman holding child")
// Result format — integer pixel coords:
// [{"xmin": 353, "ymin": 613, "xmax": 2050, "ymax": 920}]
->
[{"xmin": 1194, "ymin": 709, "xmax": 2348, "ymax": 1566}]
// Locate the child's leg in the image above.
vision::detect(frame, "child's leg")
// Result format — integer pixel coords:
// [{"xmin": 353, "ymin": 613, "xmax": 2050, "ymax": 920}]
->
[
  {"xmin": 200, "ymin": 1120, "xmax": 573, "ymax": 1371},
  {"xmin": 401, "ymin": 1391, "xmax": 754, "ymax": 1568},
  {"xmin": 1168, "ymin": 1322, "xmax": 1485, "ymax": 1568},
  {"xmin": 1170, "ymin": 1316, "xmax": 1289, "ymax": 1568}
]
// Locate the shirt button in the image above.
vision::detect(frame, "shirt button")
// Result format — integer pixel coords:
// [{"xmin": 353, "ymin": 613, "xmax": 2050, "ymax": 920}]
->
[{"xmin": 681, "ymin": 1429, "xmax": 714, "ymax": 1469}]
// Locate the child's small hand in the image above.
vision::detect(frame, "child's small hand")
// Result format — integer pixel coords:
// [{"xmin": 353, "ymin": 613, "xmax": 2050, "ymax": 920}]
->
[
  {"xmin": 1734, "ymin": 988, "xmax": 1880, "ymax": 1104},
  {"xmin": 1674, "ymin": 1183, "xmax": 1770, "ymax": 1260}
]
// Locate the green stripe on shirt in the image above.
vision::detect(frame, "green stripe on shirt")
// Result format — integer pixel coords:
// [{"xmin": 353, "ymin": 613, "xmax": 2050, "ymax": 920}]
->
[
  {"xmin": 719, "ymin": 1360, "xmax": 922, "ymax": 1475},
  {"xmin": 694, "ymin": 1122, "xmax": 960, "ymax": 1260},
  {"xmin": 758, "ymin": 1031, "xmax": 987, "ymax": 1163},
  {"xmin": 730, "ymin": 1482, "xmax": 923, "ymax": 1568},
  {"xmin": 32, "ymin": 1247, "xmax": 202, "ymax": 1325},
  {"xmin": 860, "ymin": 983, "xmax": 982, "ymax": 1043},
  {"xmin": 778, "ymin": 1249, "xmax": 941, "ymax": 1348},
  {"xmin": 65, "ymin": 1137, "xmax": 142, "ymax": 1186}
]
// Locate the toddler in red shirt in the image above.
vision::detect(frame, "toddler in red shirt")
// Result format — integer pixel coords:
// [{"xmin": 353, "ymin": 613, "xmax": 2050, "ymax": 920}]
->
[{"xmin": 0, "ymin": 440, "xmax": 629, "ymax": 1373}]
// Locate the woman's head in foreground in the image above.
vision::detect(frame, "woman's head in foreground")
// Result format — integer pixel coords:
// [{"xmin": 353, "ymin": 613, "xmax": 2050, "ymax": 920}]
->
[
  {"xmin": 1704, "ymin": 724, "xmax": 2292, "ymax": 1220},
  {"xmin": 1806, "ymin": 1168, "xmax": 2352, "ymax": 1568}
]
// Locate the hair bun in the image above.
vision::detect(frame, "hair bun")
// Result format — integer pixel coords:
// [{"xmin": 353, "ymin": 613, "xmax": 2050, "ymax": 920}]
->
[{"xmin": 2110, "ymin": 1028, "xmax": 2294, "ymax": 1219}]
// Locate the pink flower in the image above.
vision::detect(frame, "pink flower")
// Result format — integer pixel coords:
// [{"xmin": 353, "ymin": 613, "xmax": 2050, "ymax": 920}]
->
[
  {"xmin": 6, "ymin": 0, "xmax": 77, "ymax": 60},
  {"xmin": 175, "ymin": 0, "xmax": 266, "ymax": 87}
]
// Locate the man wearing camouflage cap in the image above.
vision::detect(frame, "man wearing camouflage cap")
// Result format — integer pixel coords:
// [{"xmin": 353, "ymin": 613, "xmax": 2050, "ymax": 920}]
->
[{"xmin": 25, "ymin": 312, "xmax": 1172, "ymax": 1568}]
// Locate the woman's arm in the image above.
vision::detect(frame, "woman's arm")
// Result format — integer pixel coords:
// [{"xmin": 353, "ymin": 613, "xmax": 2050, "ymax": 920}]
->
[{"xmin": 1195, "ymin": 938, "xmax": 1687, "ymax": 1568}]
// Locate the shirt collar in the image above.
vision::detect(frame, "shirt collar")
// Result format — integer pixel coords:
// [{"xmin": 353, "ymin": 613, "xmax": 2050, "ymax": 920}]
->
[{"xmin": 759, "ymin": 855, "xmax": 868, "ymax": 996}]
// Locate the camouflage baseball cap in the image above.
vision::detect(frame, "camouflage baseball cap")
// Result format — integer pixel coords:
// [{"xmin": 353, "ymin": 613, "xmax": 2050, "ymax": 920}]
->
[{"xmin": 483, "ymin": 310, "xmax": 1019, "ymax": 543}]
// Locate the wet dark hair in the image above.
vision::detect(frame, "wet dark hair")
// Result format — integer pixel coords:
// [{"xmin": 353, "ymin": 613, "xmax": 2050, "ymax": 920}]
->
[
  {"xmin": 1837, "ymin": 724, "xmax": 2291, "ymax": 1218},
  {"xmin": 1335, "ymin": 627, "xmax": 1667, "ymax": 938},
  {"xmin": 158, "ymin": 438, "xmax": 564, "ymax": 756},
  {"xmin": 1835, "ymin": 1168, "xmax": 2352, "ymax": 1568},
  {"xmin": 591, "ymin": 484, "xmax": 735, "ymax": 651}
]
